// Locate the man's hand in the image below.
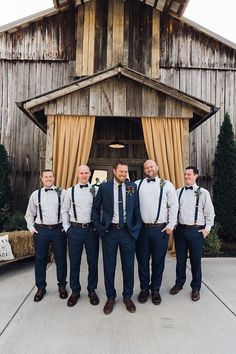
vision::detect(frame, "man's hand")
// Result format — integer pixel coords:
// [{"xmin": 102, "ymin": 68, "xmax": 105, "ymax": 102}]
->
[
  {"xmin": 30, "ymin": 227, "xmax": 38, "ymax": 236},
  {"xmin": 161, "ymin": 226, "xmax": 172, "ymax": 235},
  {"xmin": 198, "ymin": 229, "xmax": 209, "ymax": 238}
]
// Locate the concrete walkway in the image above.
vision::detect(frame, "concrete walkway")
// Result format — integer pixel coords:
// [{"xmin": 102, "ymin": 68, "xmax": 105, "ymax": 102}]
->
[{"xmin": 0, "ymin": 254, "xmax": 235, "ymax": 354}]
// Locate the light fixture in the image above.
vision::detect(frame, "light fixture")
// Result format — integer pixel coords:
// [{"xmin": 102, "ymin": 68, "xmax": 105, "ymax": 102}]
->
[{"xmin": 108, "ymin": 137, "xmax": 125, "ymax": 149}]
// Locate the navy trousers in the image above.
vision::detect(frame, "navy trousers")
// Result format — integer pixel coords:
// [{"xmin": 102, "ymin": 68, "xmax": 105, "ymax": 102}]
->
[
  {"xmin": 34, "ymin": 225, "xmax": 67, "ymax": 289},
  {"xmin": 136, "ymin": 225, "xmax": 169, "ymax": 291},
  {"xmin": 174, "ymin": 224, "xmax": 204, "ymax": 291},
  {"xmin": 67, "ymin": 225, "xmax": 99, "ymax": 294},
  {"xmin": 102, "ymin": 226, "xmax": 135, "ymax": 299}
]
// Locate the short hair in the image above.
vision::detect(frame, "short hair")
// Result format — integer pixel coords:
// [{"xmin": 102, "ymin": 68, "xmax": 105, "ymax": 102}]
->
[
  {"xmin": 185, "ymin": 166, "xmax": 199, "ymax": 175},
  {"xmin": 113, "ymin": 160, "xmax": 128, "ymax": 170},
  {"xmin": 41, "ymin": 169, "xmax": 54, "ymax": 176}
]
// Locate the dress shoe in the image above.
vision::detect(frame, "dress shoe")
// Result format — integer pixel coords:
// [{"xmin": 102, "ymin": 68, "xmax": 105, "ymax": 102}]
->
[
  {"xmin": 88, "ymin": 291, "xmax": 99, "ymax": 305},
  {"xmin": 123, "ymin": 298, "xmax": 136, "ymax": 313},
  {"xmin": 67, "ymin": 292, "xmax": 80, "ymax": 307},
  {"xmin": 103, "ymin": 298, "xmax": 115, "ymax": 315},
  {"xmin": 170, "ymin": 284, "xmax": 183, "ymax": 295},
  {"xmin": 34, "ymin": 288, "xmax": 46, "ymax": 302},
  {"xmin": 138, "ymin": 289, "xmax": 149, "ymax": 303},
  {"xmin": 191, "ymin": 290, "xmax": 200, "ymax": 301},
  {"xmin": 59, "ymin": 287, "xmax": 68, "ymax": 299},
  {"xmin": 151, "ymin": 291, "xmax": 161, "ymax": 305}
]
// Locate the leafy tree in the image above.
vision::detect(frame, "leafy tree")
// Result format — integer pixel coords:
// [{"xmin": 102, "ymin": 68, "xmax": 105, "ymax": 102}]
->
[
  {"xmin": 0, "ymin": 144, "xmax": 12, "ymax": 230},
  {"xmin": 213, "ymin": 113, "xmax": 236, "ymax": 241}
]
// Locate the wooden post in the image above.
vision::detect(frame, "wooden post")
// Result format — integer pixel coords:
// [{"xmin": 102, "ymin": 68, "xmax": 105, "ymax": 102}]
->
[{"xmin": 45, "ymin": 115, "xmax": 55, "ymax": 169}]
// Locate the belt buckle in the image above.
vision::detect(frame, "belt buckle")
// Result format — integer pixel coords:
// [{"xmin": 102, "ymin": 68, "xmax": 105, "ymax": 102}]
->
[
  {"xmin": 49, "ymin": 225, "xmax": 54, "ymax": 229},
  {"xmin": 82, "ymin": 223, "xmax": 88, "ymax": 228},
  {"xmin": 117, "ymin": 224, "xmax": 123, "ymax": 229}
]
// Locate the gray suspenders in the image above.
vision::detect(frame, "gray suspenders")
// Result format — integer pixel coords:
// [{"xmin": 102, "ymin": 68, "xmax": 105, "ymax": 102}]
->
[
  {"xmin": 178, "ymin": 187, "xmax": 201, "ymax": 224},
  {"xmin": 138, "ymin": 178, "xmax": 166, "ymax": 223},
  {"xmin": 37, "ymin": 188, "xmax": 61, "ymax": 224}
]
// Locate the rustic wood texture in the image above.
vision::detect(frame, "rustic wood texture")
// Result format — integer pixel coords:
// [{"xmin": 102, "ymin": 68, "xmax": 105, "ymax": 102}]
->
[{"xmin": 44, "ymin": 77, "xmax": 193, "ymax": 118}]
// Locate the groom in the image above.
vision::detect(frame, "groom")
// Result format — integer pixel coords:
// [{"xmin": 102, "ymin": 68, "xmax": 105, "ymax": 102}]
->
[{"xmin": 92, "ymin": 161, "xmax": 142, "ymax": 315}]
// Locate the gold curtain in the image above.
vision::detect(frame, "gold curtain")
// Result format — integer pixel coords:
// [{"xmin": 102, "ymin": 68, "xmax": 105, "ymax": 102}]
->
[
  {"xmin": 141, "ymin": 117, "xmax": 188, "ymax": 254},
  {"xmin": 52, "ymin": 115, "xmax": 95, "ymax": 188},
  {"xmin": 141, "ymin": 117, "xmax": 188, "ymax": 189}
]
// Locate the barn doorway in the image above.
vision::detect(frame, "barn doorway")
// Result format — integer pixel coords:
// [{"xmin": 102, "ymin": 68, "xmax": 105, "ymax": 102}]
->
[{"xmin": 88, "ymin": 116, "xmax": 147, "ymax": 182}]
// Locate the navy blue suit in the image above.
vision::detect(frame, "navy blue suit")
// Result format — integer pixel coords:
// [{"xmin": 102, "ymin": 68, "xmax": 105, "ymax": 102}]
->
[{"xmin": 92, "ymin": 180, "xmax": 142, "ymax": 299}]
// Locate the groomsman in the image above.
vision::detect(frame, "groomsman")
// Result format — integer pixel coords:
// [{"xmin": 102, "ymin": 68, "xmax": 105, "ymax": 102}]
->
[
  {"xmin": 136, "ymin": 160, "xmax": 178, "ymax": 305},
  {"xmin": 25, "ymin": 169, "xmax": 67, "ymax": 302},
  {"xmin": 92, "ymin": 161, "xmax": 142, "ymax": 315},
  {"xmin": 170, "ymin": 166, "xmax": 215, "ymax": 301},
  {"xmin": 62, "ymin": 165, "xmax": 99, "ymax": 307}
]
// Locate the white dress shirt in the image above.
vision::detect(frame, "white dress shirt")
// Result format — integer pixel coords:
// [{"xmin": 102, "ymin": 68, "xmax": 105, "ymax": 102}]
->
[
  {"xmin": 135, "ymin": 177, "xmax": 178, "ymax": 229},
  {"xmin": 112, "ymin": 181, "xmax": 127, "ymax": 224},
  {"xmin": 25, "ymin": 186, "xmax": 66, "ymax": 233},
  {"xmin": 61, "ymin": 183, "xmax": 95, "ymax": 231},
  {"xmin": 177, "ymin": 183, "xmax": 215, "ymax": 231}
]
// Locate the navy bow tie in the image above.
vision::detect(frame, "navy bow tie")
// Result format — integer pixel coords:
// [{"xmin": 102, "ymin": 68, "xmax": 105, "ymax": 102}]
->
[
  {"xmin": 80, "ymin": 184, "xmax": 88, "ymax": 188},
  {"xmin": 147, "ymin": 178, "xmax": 156, "ymax": 183},
  {"xmin": 45, "ymin": 188, "xmax": 53, "ymax": 192},
  {"xmin": 185, "ymin": 186, "xmax": 193, "ymax": 190}
]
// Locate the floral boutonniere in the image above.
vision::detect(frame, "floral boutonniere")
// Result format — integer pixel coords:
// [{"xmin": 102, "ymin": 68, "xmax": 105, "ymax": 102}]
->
[
  {"xmin": 90, "ymin": 186, "xmax": 96, "ymax": 198},
  {"xmin": 126, "ymin": 185, "xmax": 135, "ymax": 197},
  {"xmin": 55, "ymin": 187, "xmax": 62, "ymax": 197},
  {"xmin": 194, "ymin": 187, "xmax": 201, "ymax": 197},
  {"xmin": 160, "ymin": 179, "xmax": 166, "ymax": 189}
]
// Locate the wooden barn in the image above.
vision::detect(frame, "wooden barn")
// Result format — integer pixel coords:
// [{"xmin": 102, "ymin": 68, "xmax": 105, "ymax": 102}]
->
[{"xmin": 0, "ymin": 0, "xmax": 235, "ymax": 210}]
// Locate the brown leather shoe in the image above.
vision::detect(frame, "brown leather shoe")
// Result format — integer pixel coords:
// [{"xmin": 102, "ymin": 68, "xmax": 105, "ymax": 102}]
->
[
  {"xmin": 103, "ymin": 298, "xmax": 115, "ymax": 315},
  {"xmin": 34, "ymin": 288, "xmax": 46, "ymax": 302},
  {"xmin": 191, "ymin": 290, "xmax": 200, "ymax": 301},
  {"xmin": 59, "ymin": 287, "xmax": 68, "ymax": 299},
  {"xmin": 123, "ymin": 298, "xmax": 136, "ymax": 313},
  {"xmin": 138, "ymin": 289, "xmax": 149, "ymax": 304},
  {"xmin": 88, "ymin": 291, "xmax": 99, "ymax": 305},
  {"xmin": 67, "ymin": 292, "xmax": 80, "ymax": 307},
  {"xmin": 151, "ymin": 291, "xmax": 161, "ymax": 305},
  {"xmin": 170, "ymin": 284, "xmax": 183, "ymax": 295}
]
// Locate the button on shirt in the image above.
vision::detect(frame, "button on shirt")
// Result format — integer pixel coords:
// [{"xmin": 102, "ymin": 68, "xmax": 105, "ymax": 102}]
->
[
  {"xmin": 136, "ymin": 177, "xmax": 178, "ymax": 229},
  {"xmin": 25, "ymin": 186, "xmax": 66, "ymax": 233},
  {"xmin": 177, "ymin": 183, "xmax": 215, "ymax": 231},
  {"xmin": 112, "ymin": 181, "xmax": 127, "ymax": 224},
  {"xmin": 62, "ymin": 183, "xmax": 94, "ymax": 231}
]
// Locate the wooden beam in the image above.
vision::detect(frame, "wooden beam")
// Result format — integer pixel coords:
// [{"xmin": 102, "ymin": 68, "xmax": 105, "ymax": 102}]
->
[{"xmin": 45, "ymin": 115, "xmax": 55, "ymax": 169}]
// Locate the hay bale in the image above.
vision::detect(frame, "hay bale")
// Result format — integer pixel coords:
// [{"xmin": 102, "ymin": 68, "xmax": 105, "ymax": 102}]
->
[{"xmin": 0, "ymin": 230, "xmax": 34, "ymax": 259}]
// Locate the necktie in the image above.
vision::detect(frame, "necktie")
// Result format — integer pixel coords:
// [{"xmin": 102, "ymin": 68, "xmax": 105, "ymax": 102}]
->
[
  {"xmin": 45, "ymin": 188, "xmax": 53, "ymax": 192},
  {"xmin": 185, "ymin": 186, "xmax": 193, "ymax": 190},
  {"xmin": 147, "ymin": 178, "xmax": 156, "ymax": 183},
  {"xmin": 80, "ymin": 184, "xmax": 88, "ymax": 188},
  {"xmin": 118, "ymin": 184, "xmax": 124, "ymax": 226}
]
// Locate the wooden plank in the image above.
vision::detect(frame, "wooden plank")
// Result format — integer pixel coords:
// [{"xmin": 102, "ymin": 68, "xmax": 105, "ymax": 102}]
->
[
  {"xmin": 75, "ymin": 4, "xmax": 84, "ymax": 76},
  {"xmin": 113, "ymin": 80, "xmax": 126, "ymax": 116},
  {"xmin": 45, "ymin": 115, "xmax": 54, "ymax": 169},
  {"xmin": 101, "ymin": 79, "xmax": 114, "ymax": 115},
  {"xmin": 112, "ymin": 0, "xmax": 124, "ymax": 65},
  {"xmin": 82, "ymin": 0, "xmax": 95, "ymax": 75},
  {"xmin": 151, "ymin": 9, "xmax": 160, "ymax": 78},
  {"xmin": 89, "ymin": 84, "xmax": 102, "ymax": 115}
]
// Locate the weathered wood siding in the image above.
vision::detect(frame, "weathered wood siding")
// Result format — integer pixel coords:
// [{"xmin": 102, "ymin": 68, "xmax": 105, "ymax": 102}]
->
[
  {"xmin": 45, "ymin": 77, "xmax": 193, "ymax": 118},
  {"xmin": 0, "ymin": 8, "xmax": 76, "ymax": 209},
  {"xmin": 76, "ymin": 0, "xmax": 160, "ymax": 77},
  {"xmin": 160, "ymin": 15, "xmax": 236, "ymax": 189}
]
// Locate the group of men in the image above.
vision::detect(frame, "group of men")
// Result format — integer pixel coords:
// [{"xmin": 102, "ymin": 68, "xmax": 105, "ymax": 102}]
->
[{"xmin": 25, "ymin": 160, "xmax": 215, "ymax": 314}]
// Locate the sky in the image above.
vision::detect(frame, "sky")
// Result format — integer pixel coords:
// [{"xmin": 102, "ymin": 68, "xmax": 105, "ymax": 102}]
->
[{"xmin": 0, "ymin": 0, "xmax": 235, "ymax": 44}]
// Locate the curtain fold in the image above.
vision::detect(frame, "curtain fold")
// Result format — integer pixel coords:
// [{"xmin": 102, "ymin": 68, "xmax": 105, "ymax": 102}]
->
[
  {"xmin": 52, "ymin": 115, "xmax": 95, "ymax": 188},
  {"xmin": 141, "ymin": 117, "xmax": 188, "ymax": 254},
  {"xmin": 141, "ymin": 117, "xmax": 187, "ymax": 188}
]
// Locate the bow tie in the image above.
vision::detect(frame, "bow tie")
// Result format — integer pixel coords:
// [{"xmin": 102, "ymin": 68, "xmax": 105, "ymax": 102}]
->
[
  {"xmin": 147, "ymin": 178, "xmax": 156, "ymax": 183},
  {"xmin": 80, "ymin": 184, "xmax": 88, "ymax": 188},
  {"xmin": 45, "ymin": 188, "xmax": 53, "ymax": 192},
  {"xmin": 185, "ymin": 186, "xmax": 193, "ymax": 190}
]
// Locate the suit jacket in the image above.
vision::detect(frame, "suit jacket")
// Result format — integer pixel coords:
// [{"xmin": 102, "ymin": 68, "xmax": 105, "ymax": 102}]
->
[{"xmin": 92, "ymin": 180, "xmax": 142, "ymax": 239}]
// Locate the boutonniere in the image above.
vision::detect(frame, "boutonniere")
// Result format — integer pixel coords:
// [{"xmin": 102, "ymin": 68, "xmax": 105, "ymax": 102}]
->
[
  {"xmin": 160, "ymin": 179, "xmax": 166, "ymax": 189},
  {"xmin": 194, "ymin": 188, "xmax": 201, "ymax": 197},
  {"xmin": 126, "ymin": 185, "xmax": 135, "ymax": 196},
  {"xmin": 55, "ymin": 187, "xmax": 62, "ymax": 197},
  {"xmin": 90, "ymin": 186, "xmax": 96, "ymax": 198}
]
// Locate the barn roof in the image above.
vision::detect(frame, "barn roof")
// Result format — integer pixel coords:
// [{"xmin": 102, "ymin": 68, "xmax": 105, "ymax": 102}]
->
[{"xmin": 16, "ymin": 63, "xmax": 219, "ymax": 133}]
